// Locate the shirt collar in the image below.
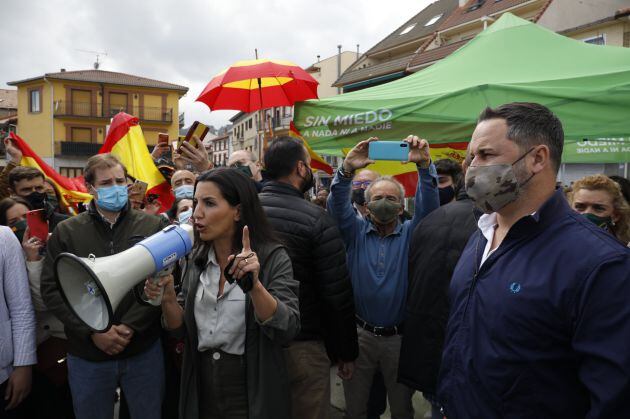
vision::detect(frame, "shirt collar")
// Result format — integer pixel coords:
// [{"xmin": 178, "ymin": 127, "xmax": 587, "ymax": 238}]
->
[
  {"xmin": 367, "ymin": 219, "xmax": 404, "ymax": 236},
  {"xmin": 96, "ymin": 207, "xmax": 120, "ymax": 228},
  {"xmin": 206, "ymin": 247, "xmax": 218, "ymax": 267},
  {"xmin": 477, "ymin": 212, "xmax": 497, "ymax": 243}
]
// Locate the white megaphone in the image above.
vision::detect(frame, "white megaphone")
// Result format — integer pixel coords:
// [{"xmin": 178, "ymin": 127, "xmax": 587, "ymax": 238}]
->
[{"xmin": 54, "ymin": 223, "xmax": 194, "ymax": 332}]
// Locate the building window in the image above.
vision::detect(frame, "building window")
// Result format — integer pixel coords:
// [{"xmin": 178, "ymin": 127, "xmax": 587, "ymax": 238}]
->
[
  {"xmin": 29, "ymin": 88, "xmax": 42, "ymax": 113},
  {"xmin": 399, "ymin": 23, "xmax": 416, "ymax": 35},
  {"xmin": 60, "ymin": 167, "xmax": 84, "ymax": 178},
  {"xmin": 467, "ymin": 0, "xmax": 485, "ymax": 12},
  {"xmin": 71, "ymin": 127, "xmax": 93, "ymax": 143},
  {"xmin": 248, "ymin": 119, "xmax": 252, "ymax": 129},
  {"xmin": 582, "ymin": 35, "xmax": 605, "ymax": 45},
  {"xmin": 424, "ymin": 14, "xmax": 442, "ymax": 27}
]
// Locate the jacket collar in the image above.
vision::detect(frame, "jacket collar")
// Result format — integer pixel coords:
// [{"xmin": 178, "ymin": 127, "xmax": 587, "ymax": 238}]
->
[
  {"xmin": 88, "ymin": 201, "xmax": 130, "ymax": 227},
  {"xmin": 261, "ymin": 181, "xmax": 304, "ymax": 198},
  {"xmin": 474, "ymin": 188, "xmax": 569, "ymax": 268},
  {"xmin": 456, "ymin": 189, "xmax": 470, "ymax": 201}
]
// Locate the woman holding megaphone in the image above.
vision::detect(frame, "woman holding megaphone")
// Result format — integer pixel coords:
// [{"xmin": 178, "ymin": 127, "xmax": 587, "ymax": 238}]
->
[{"xmin": 145, "ymin": 167, "xmax": 300, "ymax": 419}]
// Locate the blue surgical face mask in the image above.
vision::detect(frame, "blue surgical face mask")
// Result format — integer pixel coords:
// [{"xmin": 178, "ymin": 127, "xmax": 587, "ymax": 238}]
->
[
  {"xmin": 174, "ymin": 185, "xmax": 194, "ymax": 200},
  {"xmin": 178, "ymin": 208, "xmax": 193, "ymax": 225},
  {"xmin": 96, "ymin": 185, "xmax": 128, "ymax": 212}
]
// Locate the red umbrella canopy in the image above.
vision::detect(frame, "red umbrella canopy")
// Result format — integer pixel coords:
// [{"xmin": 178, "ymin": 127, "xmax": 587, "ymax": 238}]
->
[{"xmin": 196, "ymin": 59, "xmax": 319, "ymax": 113}]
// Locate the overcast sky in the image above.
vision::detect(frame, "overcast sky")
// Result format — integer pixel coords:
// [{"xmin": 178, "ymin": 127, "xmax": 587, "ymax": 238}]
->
[{"xmin": 2, "ymin": 0, "xmax": 433, "ymax": 129}]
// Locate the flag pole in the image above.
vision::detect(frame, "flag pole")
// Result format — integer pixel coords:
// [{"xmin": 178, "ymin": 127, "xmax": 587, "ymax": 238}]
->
[{"xmin": 255, "ymin": 48, "xmax": 267, "ymax": 161}]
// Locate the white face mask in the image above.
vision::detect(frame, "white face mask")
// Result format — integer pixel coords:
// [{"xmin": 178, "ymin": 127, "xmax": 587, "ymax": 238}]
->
[{"xmin": 178, "ymin": 208, "xmax": 193, "ymax": 225}]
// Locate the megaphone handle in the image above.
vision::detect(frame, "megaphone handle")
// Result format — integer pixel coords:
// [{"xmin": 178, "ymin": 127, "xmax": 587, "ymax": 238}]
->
[{"xmin": 146, "ymin": 265, "xmax": 174, "ymax": 306}]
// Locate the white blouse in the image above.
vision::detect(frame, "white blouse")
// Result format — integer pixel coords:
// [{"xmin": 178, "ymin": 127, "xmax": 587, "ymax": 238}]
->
[{"xmin": 194, "ymin": 248, "xmax": 247, "ymax": 355}]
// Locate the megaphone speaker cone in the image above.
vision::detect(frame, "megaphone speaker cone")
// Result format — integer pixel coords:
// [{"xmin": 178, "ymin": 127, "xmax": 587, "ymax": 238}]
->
[{"xmin": 55, "ymin": 253, "xmax": 113, "ymax": 332}]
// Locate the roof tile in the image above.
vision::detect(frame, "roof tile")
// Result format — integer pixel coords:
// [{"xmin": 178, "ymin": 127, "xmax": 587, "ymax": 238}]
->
[
  {"xmin": 9, "ymin": 70, "xmax": 188, "ymax": 92},
  {"xmin": 367, "ymin": 0, "xmax": 459, "ymax": 55},
  {"xmin": 438, "ymin": 0, "xmax": 533, "ymax": 32}
]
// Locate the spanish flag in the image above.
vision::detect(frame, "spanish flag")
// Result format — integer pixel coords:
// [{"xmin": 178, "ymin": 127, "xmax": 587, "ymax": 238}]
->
[
  {"xmin": 289, "ymin": 121, "xmax": 333, "ymax": 175},
  {"xmin": 343, "ymin": 142, "xmax": 468, "ymax": 197},
  {"xmin": 9, "ymin": 132, "xmax": 93, "ymax": 212},
  {"xmin": 99, "ymin": 112, "xmax": 173, "ymax": 212}
]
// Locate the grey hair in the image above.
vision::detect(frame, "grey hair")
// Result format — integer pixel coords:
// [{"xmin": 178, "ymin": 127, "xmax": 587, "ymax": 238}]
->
[{"xmin": 365, "ymin": 176, "xmax": 405, "ymax": 202}]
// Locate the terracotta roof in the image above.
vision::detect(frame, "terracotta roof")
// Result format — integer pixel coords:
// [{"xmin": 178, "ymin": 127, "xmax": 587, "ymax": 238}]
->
[
  {"xmin": 438, "ymin": 0, "xmax": 534, "ymax": 32},
  {"xmin": 408, "ymin": 39, "xmax": 469, "ymax": 69},
  {"xmin": 333, "ymin": 54, "xmax": 415, "ymax": 87},
  {"xmin": 0, "ymin": 114, "xmax": 18, "ymax": 124},
  {"xmin": 8, "ymin": 70, "xmax": 188, "ymax": 92},
  {"xmin": 366, "ymin": 0, "xmax": 459, "ymax": 55},
  {"xmin": 0, "ymin": 89, "xmax": 17, "ymax": 109}
]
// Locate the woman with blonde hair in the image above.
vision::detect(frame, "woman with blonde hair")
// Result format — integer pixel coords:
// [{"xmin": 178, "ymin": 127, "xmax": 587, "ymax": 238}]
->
[{"xmin": 569, "ymin": 174, "xmax": 630, "ymax": 244}]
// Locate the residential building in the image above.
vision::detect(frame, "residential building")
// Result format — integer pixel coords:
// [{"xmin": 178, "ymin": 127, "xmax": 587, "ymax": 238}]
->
[
  {"xmin": 229, "ymin": 111, "xmax": 259, "ymax": 156},
  {"xmin": 0, "ymin": 89, "xmax": 18, "ymax": 140},
  {"xmin": 404, "ymin": 0, "xmax": 629, "ymax": 182},
  {"xmin": 6, "ymin": 69, "xmax": 188, "ymax": 176},
  {"xmin": 407, "ymin": 0, "xmax": 552, "ymax": 71},
  {"xmin": 333, "ymin": 0, "xmax": 459, "ymax": 92},
  {"xmin": 208, "ymin": 134, "xmax": 229, "ymax": 167},
  {"xmin": 408, "ymin": 0, "xmax": 629, "ymax": 69},
  {"xmin": 0, "ymin": 89, "xmax": 17, "ymax": 118},
  {"xmin": 305, "ymin": 51, "xmax": 358, "ymax": 98}
]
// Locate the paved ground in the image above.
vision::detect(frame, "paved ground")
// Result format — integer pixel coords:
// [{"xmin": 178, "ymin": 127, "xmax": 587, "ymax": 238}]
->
[
  {"xmin": 115, "ymin": 369, "xmax": 431, "ymax": 419},
  {"xmin": 330, "ymin": 369, "xmax": 432, "ymax": 419}
]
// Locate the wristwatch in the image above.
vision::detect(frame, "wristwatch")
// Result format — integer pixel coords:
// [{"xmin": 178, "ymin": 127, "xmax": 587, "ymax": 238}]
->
[{"xmin": 339, "ymin": 166, "xmax": 354, "ymax": 179}]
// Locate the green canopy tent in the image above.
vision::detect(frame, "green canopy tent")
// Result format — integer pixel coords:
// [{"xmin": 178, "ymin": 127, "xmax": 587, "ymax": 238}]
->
[{"xmin": 294, "ymin": 13, "xmax": 630, "ymax": 164}]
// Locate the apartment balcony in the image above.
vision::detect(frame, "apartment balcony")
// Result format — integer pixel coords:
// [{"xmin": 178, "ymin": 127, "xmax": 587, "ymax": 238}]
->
[
  {"xmin": 54, "ymin": 101, "xmax": 173, "ymax": 123},
  {"xmin": 55, "ymin": 141, "xmax": 153, "ymax": 157},
  {"xmin": 56, "ymin": 141, "xmax": 102, "ymax": 156}
]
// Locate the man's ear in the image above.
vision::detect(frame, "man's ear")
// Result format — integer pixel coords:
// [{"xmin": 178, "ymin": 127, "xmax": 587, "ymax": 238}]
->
[{"xmin": 531, "ymin": 145, "xmax": 550, "ymax": 174}]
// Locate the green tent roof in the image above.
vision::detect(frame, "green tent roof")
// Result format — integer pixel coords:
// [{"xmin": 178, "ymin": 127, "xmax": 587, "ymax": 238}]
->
[{"xmin": 294, "ymin": 13, "xmax": 630, "ymax": 161}]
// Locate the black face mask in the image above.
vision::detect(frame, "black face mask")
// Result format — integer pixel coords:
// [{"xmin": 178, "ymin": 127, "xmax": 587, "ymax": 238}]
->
[
  {"xmin": 438, "ymin": 186, "xmax": 455, "ymax": 206},
  {"xmin": 25, "ymin": 191, "xmax": 47, "ymax": 210},
  {"xmin": 351, "ymin": 188, "xmax": 366, "ymax": 206},
  {"xmin": 300, "ymin": 165, "xmax": 314, "ymax": 194}
]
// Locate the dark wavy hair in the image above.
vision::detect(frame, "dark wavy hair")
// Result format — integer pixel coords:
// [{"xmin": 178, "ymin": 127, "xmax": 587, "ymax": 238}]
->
[
  {"xmin": 167, "ymin": 197, "xmax": 193, "ymax": 221},
  {"xmin": 0, "ymin": 196, "xmax": 32, "ymax": 226},
  {"xmin": 193, "ymin": 168, "xmax": 278, "ymax": 256}
]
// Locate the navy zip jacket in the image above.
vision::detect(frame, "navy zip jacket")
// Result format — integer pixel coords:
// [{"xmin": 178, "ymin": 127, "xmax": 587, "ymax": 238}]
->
[{"xmin": 437, "ymin": 189, "xmax": 630, "ymax": 418}]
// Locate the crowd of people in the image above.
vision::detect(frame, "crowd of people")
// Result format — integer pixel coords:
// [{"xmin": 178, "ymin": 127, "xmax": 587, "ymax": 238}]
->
[{"xmin": 0, "ymin": 101, "xmax": 629, "ymax": 419}]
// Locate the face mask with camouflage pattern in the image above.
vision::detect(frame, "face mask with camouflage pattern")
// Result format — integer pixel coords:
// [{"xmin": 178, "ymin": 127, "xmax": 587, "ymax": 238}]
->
[{"xmin": 465, "ymin": 148, "xmax": 535, "ymax": 214}]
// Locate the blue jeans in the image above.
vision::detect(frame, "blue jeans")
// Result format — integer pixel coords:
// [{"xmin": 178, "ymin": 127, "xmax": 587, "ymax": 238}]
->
[{"xmin": 67, "ymin": 339, "xmax": 164, "ymax": 419}]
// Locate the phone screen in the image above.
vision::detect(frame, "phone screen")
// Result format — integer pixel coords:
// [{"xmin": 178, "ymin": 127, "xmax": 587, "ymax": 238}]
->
[
  {"xmin": 158, "ymin": 133, "xmax": 169, "ymax": 144},
  {"xmin": 26, "ymin": 209, "xmax": 49, "ymax": 243}
]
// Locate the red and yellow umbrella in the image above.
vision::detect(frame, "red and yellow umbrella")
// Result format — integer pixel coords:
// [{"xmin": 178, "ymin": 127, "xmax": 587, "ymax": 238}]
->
[{"xmin": 196, "ymin": 59, "xmax": 319, "ymax": 112}]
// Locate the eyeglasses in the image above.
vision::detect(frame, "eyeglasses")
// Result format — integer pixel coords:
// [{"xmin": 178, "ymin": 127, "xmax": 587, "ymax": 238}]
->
[{"xmin": 352, "ymin": 180, "xmax": 372, "ymax": 188}]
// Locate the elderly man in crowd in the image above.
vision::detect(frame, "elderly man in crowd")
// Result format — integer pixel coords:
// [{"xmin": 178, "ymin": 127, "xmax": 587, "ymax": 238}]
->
[{"xmin": 327, "ymin": 135, "xmax": 439, "ymax": 419}]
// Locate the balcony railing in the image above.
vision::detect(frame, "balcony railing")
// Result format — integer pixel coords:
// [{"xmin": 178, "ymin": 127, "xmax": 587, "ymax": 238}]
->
[
  {"xmin": 58, "ymin": 141, "xmax": 102, "ymax": 156},
  {"xmin": 54, "ymin": 101, "xmax": 173, "ymax": 123},
  {"xmin": 56, "ymin": 141, "xmax": 154, "ymax": 157}
]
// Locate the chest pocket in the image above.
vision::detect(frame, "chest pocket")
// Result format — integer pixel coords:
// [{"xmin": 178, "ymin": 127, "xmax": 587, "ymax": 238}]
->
[{"xmin": 220, "ymin": 287, "xmax": 246, "ymax": 335}]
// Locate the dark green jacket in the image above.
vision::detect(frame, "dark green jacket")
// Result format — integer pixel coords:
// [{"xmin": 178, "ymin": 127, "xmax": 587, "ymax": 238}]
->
[
  {"xmin": 176, "ymin": 243, "xmax": 300, "ymax": 419},
  {"xmin": 41, "ymin": 203, "xmax": 169, "ymax": 361}
]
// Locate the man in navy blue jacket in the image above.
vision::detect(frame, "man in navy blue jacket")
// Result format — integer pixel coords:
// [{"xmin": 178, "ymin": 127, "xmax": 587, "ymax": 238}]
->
[{"xmin": 437, "ymin": 102, "xmax": 630, "ymax": 418}]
